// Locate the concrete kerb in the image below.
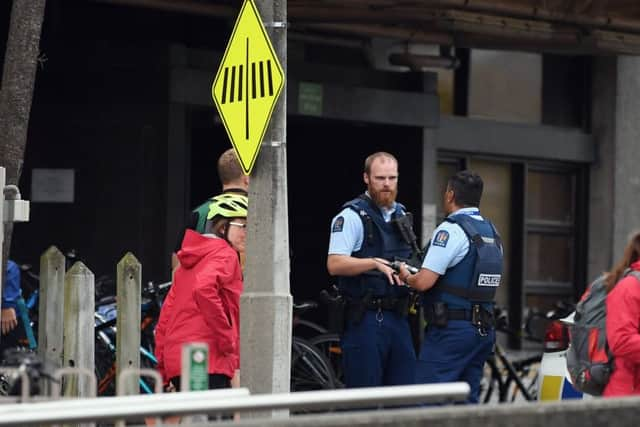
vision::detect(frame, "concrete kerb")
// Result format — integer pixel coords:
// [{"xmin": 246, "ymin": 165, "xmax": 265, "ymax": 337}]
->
[{"xmin": 211, "ymin": 396, "xmax": 640, "ymax": 427}]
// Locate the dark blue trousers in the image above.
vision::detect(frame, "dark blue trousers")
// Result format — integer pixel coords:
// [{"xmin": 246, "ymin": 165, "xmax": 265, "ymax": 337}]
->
[
  {"xmin": 416, "ymin": 320, "xmax": 495, "ymax": 403},
  {"xmin": 340, "ymin": 310, "xmax": 416, "ymax": 388}
]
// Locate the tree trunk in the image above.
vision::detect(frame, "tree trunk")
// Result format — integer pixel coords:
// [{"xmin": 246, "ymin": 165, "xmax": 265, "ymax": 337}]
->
[{"xmin": 0, "ymin": 0, "xmax": 47, "ymax": 264}]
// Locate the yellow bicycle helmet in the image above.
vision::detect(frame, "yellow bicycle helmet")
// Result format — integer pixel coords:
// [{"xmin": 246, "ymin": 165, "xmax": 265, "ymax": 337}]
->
[{"xmin": 207, "ymin": 193, "xmax": 248, "ymax": 221}]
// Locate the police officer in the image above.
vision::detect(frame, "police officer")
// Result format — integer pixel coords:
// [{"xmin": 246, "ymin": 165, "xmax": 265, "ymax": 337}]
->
[
  {"xmin": 327, "ymin": 152, "xmax": 416, "ymax": 388},
  {"xmin": 398, "ymin": 170, "xmax": 503, "ymax": 403}
]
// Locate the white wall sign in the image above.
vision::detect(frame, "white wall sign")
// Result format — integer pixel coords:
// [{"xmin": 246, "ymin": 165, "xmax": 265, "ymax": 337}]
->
[{"xmin": 31, "ymin": 169, "xmax": 75, "ymax": 203}]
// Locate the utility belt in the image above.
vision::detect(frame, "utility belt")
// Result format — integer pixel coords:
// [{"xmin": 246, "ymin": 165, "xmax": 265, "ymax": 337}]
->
[
  {"xmin": 353, "ymin": 295, "xmax": 410, "ymax": 313},
  {"xmin": 425, "ymin": 302, "xmax": 494, "ymax": 335},
  {"xmin": 321, "ymin": 289, "xmax": 412, "ymax": 336},
  {"xmin": 346, "ymin": 294, "xmax": 411, "ymax": 330}
]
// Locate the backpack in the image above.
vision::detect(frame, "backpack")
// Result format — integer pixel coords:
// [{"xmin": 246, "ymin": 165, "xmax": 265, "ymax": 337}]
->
[{"xmin": 566, "ymin": 269, "xmax": 640, "ymax": 395}]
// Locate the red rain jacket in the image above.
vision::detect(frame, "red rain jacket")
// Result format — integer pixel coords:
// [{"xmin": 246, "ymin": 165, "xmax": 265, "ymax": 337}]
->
[
  {"xmin": 155, "ymin": 230, "xmax": 242, "ymax": 382},
  {"xmin": 604, "ymin": 260, "xmax": 640, "ymax": 397}
]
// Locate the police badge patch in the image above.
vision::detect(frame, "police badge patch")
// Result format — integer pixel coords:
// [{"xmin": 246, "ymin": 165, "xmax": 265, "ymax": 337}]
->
[
  {"xmin": 332, "ymin": 216, "xmax": 345, "ymax": 232},
  {"xmin": 432, "ymin": 230, "xmax": 449, "ymax": 247}
]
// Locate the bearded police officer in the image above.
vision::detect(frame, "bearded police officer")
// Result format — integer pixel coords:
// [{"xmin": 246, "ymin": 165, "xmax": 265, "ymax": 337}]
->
[
  {"xmin": 327, "ymin": 152, "xmax": 417, "ymax": 388},
  {"xmin": 398, "ymin": 170, "xmax": 503, "ymax": 403}
]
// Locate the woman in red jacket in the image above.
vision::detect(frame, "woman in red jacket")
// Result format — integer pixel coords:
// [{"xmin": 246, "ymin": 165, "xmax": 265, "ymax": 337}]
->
[
  {"xmin": 155, "ymin": 193, "xmax": 248, "ymax": 391},
  {"xmin": 604, "ymin": 231, "xmax": 640, "ymax": 397}
]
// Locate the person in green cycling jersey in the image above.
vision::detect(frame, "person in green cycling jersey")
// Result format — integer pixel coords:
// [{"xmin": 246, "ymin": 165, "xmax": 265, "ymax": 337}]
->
[{"xmin": 172, "ymin": 148, "xmax": 249, "ymax": 270}]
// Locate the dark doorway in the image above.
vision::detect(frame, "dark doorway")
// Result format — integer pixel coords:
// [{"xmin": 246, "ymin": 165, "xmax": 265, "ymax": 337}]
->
[
  {"xmin": 287, "ymin": 117, "xmax": 423, "ymax": 315},
  {"xmin": 189, "ymin": 108, "xmax": 232, "ymax": 209},
  {"xmin": 189, "ymin": 113, "xmax": 424, "ymax": 329}
]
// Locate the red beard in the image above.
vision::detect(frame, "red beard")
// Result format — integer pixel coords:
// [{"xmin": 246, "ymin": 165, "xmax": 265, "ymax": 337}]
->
[{"xmin": 370, "ymin": 188, "xmax": 397, "ymax": 208}]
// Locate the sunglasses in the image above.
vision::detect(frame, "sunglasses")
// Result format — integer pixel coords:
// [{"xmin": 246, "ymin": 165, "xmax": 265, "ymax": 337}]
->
[{"xmin": 228, "ymin": 222, "xmax": 248, "ymax": 229}]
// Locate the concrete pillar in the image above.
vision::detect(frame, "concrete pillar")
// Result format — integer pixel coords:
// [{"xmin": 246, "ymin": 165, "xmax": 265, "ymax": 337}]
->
[
  {"xmin": 589, "ymin": 56, "xmax": 640, "ymax": 279},
  {"xmin": 612, "ymin": 57, "xmax": 640, "ymax": 260},
  {"xmin": 240, "ymin": 0, "xmax": 292, "ymax": 409},
  {"xmin": 421, "ymin": 128, "xmax": 437, "ymax": 246}
]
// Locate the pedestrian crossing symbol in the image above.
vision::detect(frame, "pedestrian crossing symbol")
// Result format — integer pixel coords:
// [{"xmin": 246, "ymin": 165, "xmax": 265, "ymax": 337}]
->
[{"xmin": 212, "ymin": 0, "xmax": 284, "ymax": 175}]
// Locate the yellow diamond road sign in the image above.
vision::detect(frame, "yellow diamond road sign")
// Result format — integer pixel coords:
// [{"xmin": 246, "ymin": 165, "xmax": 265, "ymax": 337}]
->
[{"xmin": 212, "ymin": 0, "xmax": 284, "ymax": 175}]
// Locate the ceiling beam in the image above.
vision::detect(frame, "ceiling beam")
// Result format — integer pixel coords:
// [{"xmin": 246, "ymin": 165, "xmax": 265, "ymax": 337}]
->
[{"xmin": 91, "ymin": 0, "xmax": 640, "ymax": 54}]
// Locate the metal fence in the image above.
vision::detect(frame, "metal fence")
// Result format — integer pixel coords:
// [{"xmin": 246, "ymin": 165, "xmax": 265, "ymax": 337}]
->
[{"xmin": 0, "ymin": 382, "xmax": 469, "ymax": 426}]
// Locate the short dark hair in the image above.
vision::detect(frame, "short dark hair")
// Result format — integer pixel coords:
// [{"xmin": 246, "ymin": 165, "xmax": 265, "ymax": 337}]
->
[{"xmin": 447, "ymin": 170, "xmax": 483, "ymax": 208}]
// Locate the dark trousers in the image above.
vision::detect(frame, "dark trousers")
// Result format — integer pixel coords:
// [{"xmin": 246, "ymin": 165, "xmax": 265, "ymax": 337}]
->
[
  {"xmin": 416, "ymin": 320, "xmax": 495, "ymax": 403},
  {"xmin": 341, "ymin": 310, "xmax": 416, "ymax": 388}
]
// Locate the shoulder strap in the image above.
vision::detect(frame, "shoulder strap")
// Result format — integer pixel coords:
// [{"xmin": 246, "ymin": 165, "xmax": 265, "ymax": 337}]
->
[
  {"xmin": 486, "ymin": 220, "xmax": 503, "ymax": 250},
  {"xmin": 446, "ymin": 214, "xmax": 501, "ymax": 248},
  {"xmin": 343, "ymin": 196, "xmax": 374, "ymax": 246},
  {"xmin": 624, "ymin": 269, "xmax": 640, "ymax": 283},
  {"xmin": 445, "ymin": 215, "xmax": 483, "ymax": 246}
]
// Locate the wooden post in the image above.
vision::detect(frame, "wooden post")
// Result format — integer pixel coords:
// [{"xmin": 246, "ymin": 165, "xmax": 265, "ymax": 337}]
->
[
  {"xmin": 37, "ymin": 246, "xmax": 66, "ymax": 379},
  {"xmin": 116, "ymin": 252, "xmax": 141, "ymax": 396},
  {"xmin": 63, "ymin": 261, "xmax": 95, "ymax": 398}
]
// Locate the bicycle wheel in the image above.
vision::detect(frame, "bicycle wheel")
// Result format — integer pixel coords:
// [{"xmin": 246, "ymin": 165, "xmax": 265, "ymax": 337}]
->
[
  {"xmin": 309, "ymin": 333, "xmax": 343, "ymax": 388},
  {"xmin": 508, "ymin": 356, "xmax": 541, "ymax": 402},
  {"xmin": 479, "ymin": 357, "xmax": 502, "ymax": 404},
  {"xmin": 291, "ymin": 337, "xmax": 337, "ymax": 392}
]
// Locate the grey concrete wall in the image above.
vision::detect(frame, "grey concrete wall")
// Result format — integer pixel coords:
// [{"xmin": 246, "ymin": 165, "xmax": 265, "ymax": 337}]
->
[
  {"xmin": 468, "ymin": 49, "xmax": 542, "ymax": 124},
  {"xmin": 229, "ymin": 396, "xmax": 640, "ymax": 427},
  {"xmin": 589, "ymin": 56, "xmax": 640, "ymax": 279},
  {"xmin": 612, "ymin": 56, "xmax": 640, "ymax": 262},
  {"xmin": 588, "ymin": 57, "xmax": 617, "ymax": 279},
  {"xmin": 421, "ymin": 128, "xmax": 437, "ymax": 246}
]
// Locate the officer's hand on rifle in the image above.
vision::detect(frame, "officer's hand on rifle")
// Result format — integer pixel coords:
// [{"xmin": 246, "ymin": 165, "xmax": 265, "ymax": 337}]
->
[
  {"xmin": 372, "ymin": 257, "xmax": 404, "ymax": 286},
  {"xmin": 397, "ymin": 262, "xmax": 417, "ymax": 287}
]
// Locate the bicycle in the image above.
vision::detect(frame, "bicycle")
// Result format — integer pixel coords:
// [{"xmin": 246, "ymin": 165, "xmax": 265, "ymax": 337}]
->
[
  {"xmin": 290, "ymin": 336, "xmax": 337, "ymax": 392},
  {"xmin": 292, "ymin": 300, "xmax": 327, "ymax": 338},
  {"xmin": 308, "ymin": 333, "xmax": 343, "ymax": 387},
  {"xmin": 290, "ymin": 302, "xmax": 338, "ymax": 392},
  {"xmin": 94, "ymin": 280, "xmax": 171, "ymax": 395},
  {"xmin": 479, "ymin": 307, "xmax": 543, "ymax": 403}
]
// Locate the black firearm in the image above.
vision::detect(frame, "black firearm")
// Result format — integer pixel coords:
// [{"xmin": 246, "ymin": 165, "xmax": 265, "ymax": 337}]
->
[
  {"xmin": 389, "ymin": 260, "xmax": 419, "ymax": 275},
  {"xmin": 392, "ymin": 213, "xmax": 426, "ymax": 267}
]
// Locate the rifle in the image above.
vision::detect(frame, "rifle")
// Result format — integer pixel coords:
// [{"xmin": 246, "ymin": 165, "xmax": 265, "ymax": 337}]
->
[{"xmin": 392, "ymin": 212, "xmax": 425, "ymax": 269}]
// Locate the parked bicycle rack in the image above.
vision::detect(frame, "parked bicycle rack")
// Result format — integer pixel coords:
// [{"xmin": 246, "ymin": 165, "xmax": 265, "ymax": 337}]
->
[
  {"xmin": 116, "ymin": 367, "xmax": 163, "ymax": 395},
  {"xmin": 50, "ymin": 366, "xmax": 97, "ymax": 398}
]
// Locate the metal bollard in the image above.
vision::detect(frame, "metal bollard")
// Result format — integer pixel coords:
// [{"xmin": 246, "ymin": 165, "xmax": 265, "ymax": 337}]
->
[
  {"xmin": 116, "ymin": 368, "xmax": 163, "ymax": 427},
  {"xmin": 50, "ymin": 367, "xmax": 97, "ymax": 399}
]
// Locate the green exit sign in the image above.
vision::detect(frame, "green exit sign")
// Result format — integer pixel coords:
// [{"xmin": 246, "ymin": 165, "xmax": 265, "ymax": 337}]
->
[{"xmin": 298, "ymin": 82, "xmax": 323, "ymax": 116}]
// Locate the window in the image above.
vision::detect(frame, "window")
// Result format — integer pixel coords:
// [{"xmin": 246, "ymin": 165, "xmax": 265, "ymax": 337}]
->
[
  {"xmin": 524, "ymin": 167, "xmax": 580, "ymax": 309},
  {"xmin": 436, "ymin": 155, "xmax": 587, "ymax": 348}
]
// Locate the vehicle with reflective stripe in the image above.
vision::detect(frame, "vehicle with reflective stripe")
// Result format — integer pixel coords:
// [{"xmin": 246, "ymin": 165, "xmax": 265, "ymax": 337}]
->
[{"xmin": 537, "ymin": 313, "xmax": 593, "ymax": 401}]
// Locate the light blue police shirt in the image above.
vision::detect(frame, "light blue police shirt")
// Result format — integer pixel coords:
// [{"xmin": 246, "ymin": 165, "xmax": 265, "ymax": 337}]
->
[
  {"xmin": 421, "ymin": 207, "xmax": 483, "ymax": 275},
  {"xmin": 328, "ymin": 194, "xmax": 399, "ymax": 256}
]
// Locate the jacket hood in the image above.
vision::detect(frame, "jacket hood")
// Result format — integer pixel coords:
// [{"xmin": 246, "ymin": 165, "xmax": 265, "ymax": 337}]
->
[{"xmin": 178, "ymin": 229, "xmax": 231, "ymax": 269}]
